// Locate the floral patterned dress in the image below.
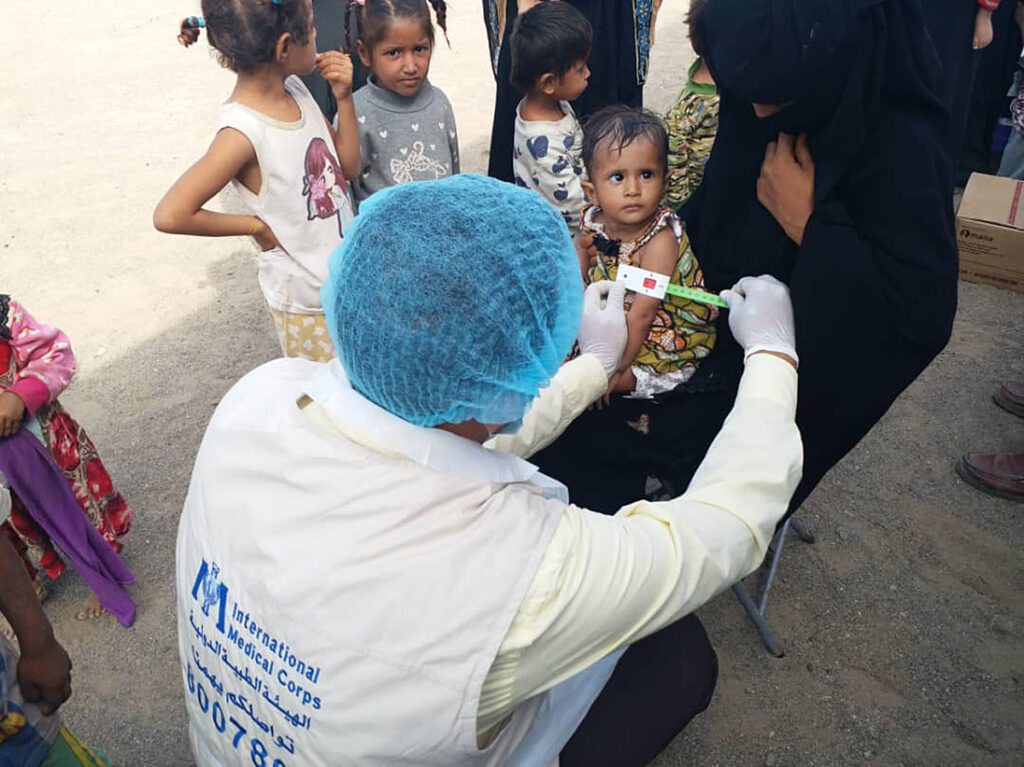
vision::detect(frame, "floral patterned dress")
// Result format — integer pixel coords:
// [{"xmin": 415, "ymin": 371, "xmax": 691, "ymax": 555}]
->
[
  {"xmin": 582, "ymin": 206, "xmax": 718, "ymax": 397},
  {"xmin": 0, "ymin": 296, "xmax": 131, "ymax": 584}
]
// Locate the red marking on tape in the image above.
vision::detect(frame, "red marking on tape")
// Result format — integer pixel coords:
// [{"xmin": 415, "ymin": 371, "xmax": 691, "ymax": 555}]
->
[
  {"xmin": 1010, "ymin": 181, "xmax": 1023, "ymax": 227},
  {"xmin": 643, "ymin": 277, "xmax": 657, "ymax": 290}
]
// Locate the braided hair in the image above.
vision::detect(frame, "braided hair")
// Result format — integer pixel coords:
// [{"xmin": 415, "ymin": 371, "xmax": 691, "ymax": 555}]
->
[
  {"xmin": 177, "ymin": 0, "xmax": 313, "ymax": 74},
  {"xmin": 345, "ymin": 0, "xmax": 450, "ymax": 54},
  {"xmin": 0, "ymin": 295, "xmax": 10, "ymax": 341}
]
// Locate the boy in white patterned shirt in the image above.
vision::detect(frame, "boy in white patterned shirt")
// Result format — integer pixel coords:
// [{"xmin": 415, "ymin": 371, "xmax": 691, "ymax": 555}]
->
[{"xmin": 509, "ymin": 1, "xmax": 592, "ymax": 227}]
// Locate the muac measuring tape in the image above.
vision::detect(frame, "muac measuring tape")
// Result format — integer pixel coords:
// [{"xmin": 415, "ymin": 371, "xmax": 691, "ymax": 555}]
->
[{"xmin": 615, "ymin": 264, "xmax": 729, "ymax": 309}]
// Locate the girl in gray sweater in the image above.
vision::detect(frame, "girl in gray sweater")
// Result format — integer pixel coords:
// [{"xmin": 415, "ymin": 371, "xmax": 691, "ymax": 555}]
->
[{"xmin": 350, "ymin": 0, "xmax": 459, "ymax": 205}]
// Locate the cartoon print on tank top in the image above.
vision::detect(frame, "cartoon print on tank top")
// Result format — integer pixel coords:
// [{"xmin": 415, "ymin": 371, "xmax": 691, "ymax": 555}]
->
[{"xmin": 302, "ymin": 137, "xmax": 350, "ymax": 237}]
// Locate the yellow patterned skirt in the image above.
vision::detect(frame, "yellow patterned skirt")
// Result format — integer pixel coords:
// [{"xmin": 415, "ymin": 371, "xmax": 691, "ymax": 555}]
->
[{"xmin": 268, "ymin": 309, "xmax": 336, "ymax": 362}]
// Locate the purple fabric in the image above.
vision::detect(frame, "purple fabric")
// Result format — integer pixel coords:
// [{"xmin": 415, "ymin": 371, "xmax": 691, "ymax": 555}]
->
[{"xmin": 0, "ymin": 429, "xmax": 135, "ymax": 626}]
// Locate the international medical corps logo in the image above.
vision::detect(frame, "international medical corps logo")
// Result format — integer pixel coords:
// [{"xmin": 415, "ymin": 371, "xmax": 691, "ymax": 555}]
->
[{"xmin": 192, "ymin": 559, "xmax": 229, "ymax": 634}]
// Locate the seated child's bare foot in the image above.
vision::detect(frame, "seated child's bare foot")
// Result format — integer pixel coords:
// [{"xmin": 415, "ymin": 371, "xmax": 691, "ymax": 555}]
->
[
  {"xmin": 33, "ymin": 575, "xmax": 47, "ymax": 603},
  {"xmin": 76, "ymin": 592, "xmax": 107, "ymax": 621}
]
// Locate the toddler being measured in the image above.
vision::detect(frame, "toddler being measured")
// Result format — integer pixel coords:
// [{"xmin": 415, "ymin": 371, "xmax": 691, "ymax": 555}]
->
[{"xmin": 580, "ymin": 106, "xmax": 718, "ymax": 400}]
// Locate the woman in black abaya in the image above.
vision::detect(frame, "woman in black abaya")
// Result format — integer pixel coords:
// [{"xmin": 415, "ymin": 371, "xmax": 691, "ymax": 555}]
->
[{"xmin": 532, "ymin": 0, "xmax": 959, "ymax": 517}]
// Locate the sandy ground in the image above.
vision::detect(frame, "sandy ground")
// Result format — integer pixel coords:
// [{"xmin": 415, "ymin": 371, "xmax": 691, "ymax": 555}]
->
[{"xmin": 2, "ymin": 2, "xmax": 1022, "ymax": 765}]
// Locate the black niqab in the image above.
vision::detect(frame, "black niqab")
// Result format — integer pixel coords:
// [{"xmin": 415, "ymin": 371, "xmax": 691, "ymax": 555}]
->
[
  {"xmin": 684, "ymin": 0, "xmax": 959, "ymax": 508},
  {"xmin": 533, "ymin": 0, "xmax": 959, "ymax": 517}
]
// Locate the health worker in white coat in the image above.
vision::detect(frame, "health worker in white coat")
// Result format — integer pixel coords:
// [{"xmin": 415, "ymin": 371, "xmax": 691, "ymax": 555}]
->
[{"xmin": 175, "ymin": 175, "xmax": 803, "ymax": 767}]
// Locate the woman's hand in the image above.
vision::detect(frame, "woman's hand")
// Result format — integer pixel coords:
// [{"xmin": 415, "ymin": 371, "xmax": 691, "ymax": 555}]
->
[
  {"xmin": 0, "ymin": 533, "xmax": 73, "ymax": 716},
  {"xmin": 517, "ymin": 0, "xmax": 543, "ymax": 14},
  {"xmin": 0, "ymin": 392, "xmax": 26, "ymax": 438},
  {"xmin": 757, "ymin": 133, "xmax": 814, "ymax": 246},
  {"xmin": 252, "ymin": 218, "xmax": 284, "ymax": 253},
  {"xmin": 973, "ymin": 8, "xmax": 994, "ymax": 50},
  {"xmin": 18, "ymin": 633, "xmax": 72, "ymax": 716},
  {"xmin": 317, "ymin": 49, "xmax": 355, "ymax": 102}
]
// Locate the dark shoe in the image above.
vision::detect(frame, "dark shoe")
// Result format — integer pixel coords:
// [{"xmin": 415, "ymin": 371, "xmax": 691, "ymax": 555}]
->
[
  {"xmin": 994, "ymin": 381, "xmax": 1024, "ymax": 418},
  {"xmin": 956, "ymin": 453, "xmax": 1024, "ymax": 502}
]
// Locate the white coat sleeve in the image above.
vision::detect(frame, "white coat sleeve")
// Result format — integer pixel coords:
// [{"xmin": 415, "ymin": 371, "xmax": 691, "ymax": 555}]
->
[
  {"xmin": 480, "ymin": 354, "xmax": 803, "ymax": 729},
  {"xmin": 484, "ymin": 354, "xmax": 607, "ymax": 459}
]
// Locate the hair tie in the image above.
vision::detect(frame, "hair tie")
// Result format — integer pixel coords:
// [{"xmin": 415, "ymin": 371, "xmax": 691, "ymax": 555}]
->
[
  {"xmin": 182, "ymin": 15, "xmax": 205, "ymax": 28},
  {"xmin": 272, "ymin": 0, "xmax": 282, "ymax": 4}
]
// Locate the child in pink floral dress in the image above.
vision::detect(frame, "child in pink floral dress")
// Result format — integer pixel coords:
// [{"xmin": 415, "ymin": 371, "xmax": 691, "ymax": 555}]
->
[{"xmin": 0, "ymin": 295, "xmax": 132, "ymax": 621}]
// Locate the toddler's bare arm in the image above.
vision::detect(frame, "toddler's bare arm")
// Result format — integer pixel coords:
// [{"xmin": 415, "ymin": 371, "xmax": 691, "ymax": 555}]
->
[{"xmin": 617, "ymin": 228, "xmax": 679, "ymax": 375}]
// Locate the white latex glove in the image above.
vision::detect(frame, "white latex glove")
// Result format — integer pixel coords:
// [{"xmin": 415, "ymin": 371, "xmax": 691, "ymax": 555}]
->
[
  {"xmin": 720, "ymin": 275, "xmax": 798, "ymax": 365},
  {"xmin": 577, "ymin": 280, "xmax": 628, "ymax": 379}
]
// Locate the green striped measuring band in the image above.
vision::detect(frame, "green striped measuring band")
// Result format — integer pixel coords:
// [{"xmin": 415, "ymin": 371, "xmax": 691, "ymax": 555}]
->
[{"xmin": 664, "ymin": 284, "xmax": 729, "ymax": 308}]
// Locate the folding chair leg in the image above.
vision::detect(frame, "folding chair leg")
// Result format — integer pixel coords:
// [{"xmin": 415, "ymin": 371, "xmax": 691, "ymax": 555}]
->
[
  {"xmin": 731, "ymin": 514, "xmax": 816, "ymax": 655},
  {"xmin": 791, "ymin": 518, "xmax": 815, "ymax": 544},
  {"xmin": 758, "ymin": 518, "xmax": 792, "ymax": 612},
  {"xmin": 732, "ymin": 583, "xmax": 784, "ymax": 657}
]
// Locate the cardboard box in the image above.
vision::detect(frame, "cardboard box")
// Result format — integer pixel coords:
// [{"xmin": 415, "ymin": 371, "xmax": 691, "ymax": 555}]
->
[{"xmin": 956, "ymin": 172, "xmax": 1024, "ymax": 293}]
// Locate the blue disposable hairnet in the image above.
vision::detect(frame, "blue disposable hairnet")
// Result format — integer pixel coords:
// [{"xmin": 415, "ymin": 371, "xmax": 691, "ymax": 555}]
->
[{"xmin": 321, "ymin": 174, "xmax": 583, "ymax": 427}]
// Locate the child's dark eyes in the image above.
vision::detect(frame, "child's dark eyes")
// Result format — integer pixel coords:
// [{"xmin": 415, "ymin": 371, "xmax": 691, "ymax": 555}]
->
[
  {"xmin": 382, "ymin": 45, "xmax": 428, "ymax": 57},
  {"xmin": 640, "ymin": 170, "xmax": 654, "ymax": 180},
  {"xmin": 609, "ymin": 173, "xmax": 624, "ymax": 183}
]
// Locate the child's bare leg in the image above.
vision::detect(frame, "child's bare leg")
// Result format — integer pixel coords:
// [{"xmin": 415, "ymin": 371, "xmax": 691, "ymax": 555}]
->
[
  {"xmin": 612, "ymin": 368, "xmax": 637, "ymax": 393},
  {"xmin": 76, "ymin": 591, "xmax": 107, "ymax": 621},
  {"xmin": 592, "ymin": 368, "xmax": 639, "ymax": 410}
]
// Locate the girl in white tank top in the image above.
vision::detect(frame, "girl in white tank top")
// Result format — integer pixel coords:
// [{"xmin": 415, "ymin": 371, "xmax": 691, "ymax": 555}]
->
[{"xmin": 153, "ymin": 0, "xmax": 360, "ymax": 362}]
